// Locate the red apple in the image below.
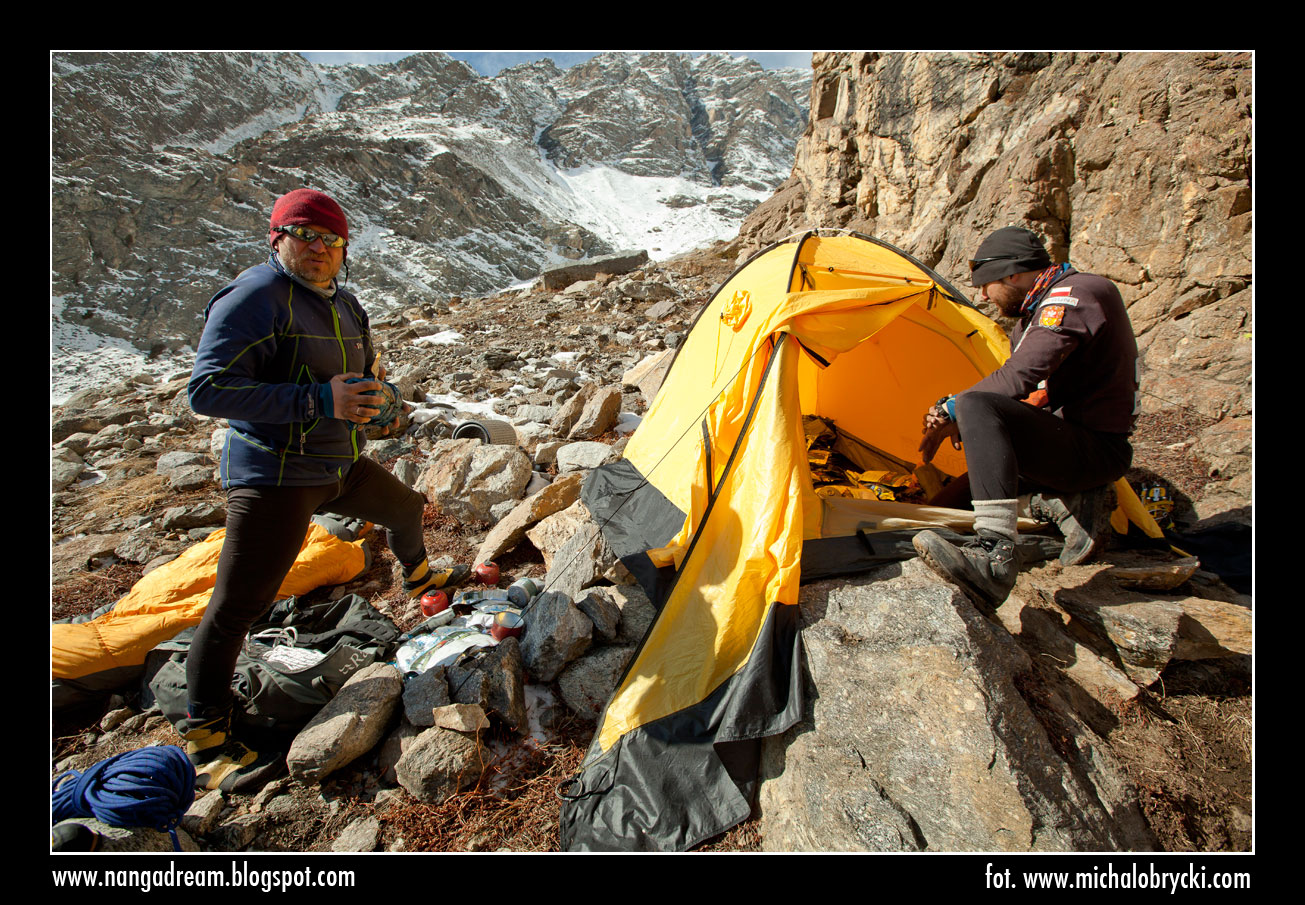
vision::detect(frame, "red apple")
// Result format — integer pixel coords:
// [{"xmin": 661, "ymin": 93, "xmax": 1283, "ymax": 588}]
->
[
  {"xmin": 474, "ymin": 561, "xmax": 500, "ymax": 585},
  {"xmin": 420, "ymin": 590, "xmax": 449, "ymax": 617}
]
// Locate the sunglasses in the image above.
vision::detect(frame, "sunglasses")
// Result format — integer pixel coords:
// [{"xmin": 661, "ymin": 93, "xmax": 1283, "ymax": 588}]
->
[
  {"xmin": 274, "ymin": 225, "xmax": 348, "ymax": 248},
  {"xmin": 968, "ymin": 254, "xmax": 1012, "ymax": 272}
]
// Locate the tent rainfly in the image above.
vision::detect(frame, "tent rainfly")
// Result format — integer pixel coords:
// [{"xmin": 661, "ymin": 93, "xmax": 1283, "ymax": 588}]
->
[{"xmin": 557, "ymin": 230, "xmax": 1162, "ymax": 851}]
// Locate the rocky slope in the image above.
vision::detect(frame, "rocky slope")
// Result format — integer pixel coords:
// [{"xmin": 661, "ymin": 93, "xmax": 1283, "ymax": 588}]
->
[
  {"xmin": 50, "ymin": 52, "xmax": 1252, "ymax": 854},
  {"xmin": 51, "ymin": 51, "xmax": 809, "ymax": 382},
  {"xmin": 738, "ymin": 51, "xmax": 1252, "ymax": 523},
  {"xmin": 51, "ymin": 247, "xmax": 1251, "ymax": 853}
]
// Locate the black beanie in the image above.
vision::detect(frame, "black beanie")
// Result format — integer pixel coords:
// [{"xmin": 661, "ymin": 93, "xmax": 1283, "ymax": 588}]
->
[{"xmin": 969, "ymin": 227, "xmax": 1052, "ymax": 287}]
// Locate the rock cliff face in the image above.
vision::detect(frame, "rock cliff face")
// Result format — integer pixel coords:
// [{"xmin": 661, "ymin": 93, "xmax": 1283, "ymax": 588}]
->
[
  {"xmin": 738, "ymin": 52, "xmax": 1252, "ymax": 520},
  {"xmin": 51, "ymin": 51, "xmax": 809, "ymax": 371}
]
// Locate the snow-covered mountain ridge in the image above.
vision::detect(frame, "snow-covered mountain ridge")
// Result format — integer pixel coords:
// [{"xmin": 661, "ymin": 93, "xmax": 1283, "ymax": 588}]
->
[{"xmin": 51, "ymin": 51, "xmax": 810, "ymax": 403}]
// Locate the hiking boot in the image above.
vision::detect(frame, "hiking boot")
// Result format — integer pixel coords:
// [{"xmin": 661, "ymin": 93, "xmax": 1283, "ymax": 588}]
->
[
  {"xmin": 402, "ymin": 558, "xmax": 470, "ymax": 599},
  {"xmin": 178, "ymin": 708, "xmax": 285, "ymax": 794},
  {"xmin": 912, "ymin": 529, "xmax": 1020, "ymax": 617},
  {"xmin": 1030, "ymin": 484, "xmax": 1114, "ymax": 566}
]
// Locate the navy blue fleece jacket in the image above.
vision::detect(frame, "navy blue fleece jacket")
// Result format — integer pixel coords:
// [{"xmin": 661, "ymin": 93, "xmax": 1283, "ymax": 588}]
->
[{"xmin": 188, "ymin": 255, "xmax": 376, "ymax": 488}]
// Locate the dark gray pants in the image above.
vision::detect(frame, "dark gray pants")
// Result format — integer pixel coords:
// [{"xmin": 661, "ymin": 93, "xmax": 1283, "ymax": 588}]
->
[
  {"xmin": 186, "ymin": 456, "xmax": 425, "ymax": 714},
  {"xmin": 955, "ymin": 391, "xmax": 1132, "ymax": 502}
]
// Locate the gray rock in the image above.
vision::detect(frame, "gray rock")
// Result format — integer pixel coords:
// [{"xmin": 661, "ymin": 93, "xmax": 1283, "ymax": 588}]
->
[
  {"xmin": 332, "ymin": 816, "xmax": 381, "ymax": 852},
  {"xmin": 757, "ymin": 562, "xmax": 1155, "ymax": 852},
  {"xmin": 421, "ymin": 438, "xmax": 533, "ymax": 524},
  {"xmin": 168, "ymin": 464, "xmax": 213, "ymax": 491},
  {"xmin": 366, "ymin": 438, "xmax": 409, "ymax": 460},
  {"xmin": 143, "ymin": 553, "xmax": 179, "ymax": 575},
  {"xmin": 447, "ymin": 637, "xmax": 528, "ymax": 732},
  {"xmin": 557, "ymin": 644, "xmax": 636, "ymax": 721},
  {"xmin": 1058, "ymin": 594, "xmax": 1252, "ymax": 686},
  {"xmin": 556, "ymin": 441, "xmax": 616, "ymax": 473},
  {"xmin": 86, "ymin": 422, "xmax": 135, "ymax": 451},
  {"xmin": 52, "ymin": 532, "xmax": 127, "ymax": 582},
  {"xmin": 542, "ymin": 377, "xmax": 578, "ymax": 395},
  {"xmin": 588, "ymin": 584, "xmax": 656, "ymax": 645},
  {"xmin": 514, "ymin": 403, "xmax": 555, "ymax": 423},
  {"xmin": 392, "ymin": 458, "xmax": 421, "ymax": 489},
  {"xmin": 209, "ymin": 426, "xmax": 229, "ymax": 460},
  {"xmin": 214, "ymin": 814, "xmax": 260, "ymax": 849},
  {"xmin": 52, "ymin": 448, "xmax": 85, "ymax": 491},
  {"xmin": 474, "ymin": 471, "xmax": 584, "ymax": 566},
  {"xmin": 402, "ymin": 665, "xmax": 451, "ymax": 728},
  {"xmin": 645, "ymin": 298, "xmax": 680, "ymax": 320},
  {"xmin": 378, "ymin": 718, "xmax": 422, "ymax": 785},
  {"xmin": 55, "ymin": 431, "xmax": 95, "ymax": 454},
  {"xmin": 550, "ymin": 383, "xmax": 596, "ymax": 436},
  {"xmin": 155, "ymin": 449, "xmax": 209, "ymax": 476},
  {"xmin": 113, "ymin": 528, "xmax": 169, "ymax": 564},
  {"xmin": 534, "ymin": 440, "xmax": 566, "ymax": 466},
  {"xmin": 394, "ymin": 725, "xmax": 483, "ymax": 804},
  {"xmin": 520, "ymin": 591, "xmax": 593, "ymax": 683},
  {"xmin": 52, "ymin": 414, "xmax": 106, "ymax": 443},
  {"xmin": 541, "ymin": 250, "xmax": 650, "ymax": 290},
  {"xmin": 567, "ymin": 386, "xmax": 623, "ymax": 440},
  {"xmin": 287, "ymin": 663, "xmax": 403, "ymax": 784},
  {"xmin": 159, "ymin": 502, "xmax": 225, "ymax": 530},
  {"xmin": 432, "ymin": 702, "xmax": 491, "ymax": 732},
  {"xmin": 181, "ymin": 790, "xmax": 226, "ymax": 837},
  {"xmin": 576, "ymin": 588, "xmax": 623, "ymax": 643},
  {"xmin": 99, "ymin": 706, "xmax": 133, "ymax": 731},
  {"xmin": 540, "ymin": 505, "xmax": 630, "ymax": 597}
]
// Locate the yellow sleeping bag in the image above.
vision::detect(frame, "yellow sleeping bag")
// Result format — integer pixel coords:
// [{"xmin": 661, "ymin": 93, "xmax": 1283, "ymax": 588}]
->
[{"xmin": 52, "ymin": 523, "xmax": 368, "ymax": 707}]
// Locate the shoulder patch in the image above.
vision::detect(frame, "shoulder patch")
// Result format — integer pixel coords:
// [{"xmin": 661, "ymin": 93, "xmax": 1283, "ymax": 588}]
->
[{"xmin": 1039, "ymin": 305, "xmax": 1066, "ymax": 328}]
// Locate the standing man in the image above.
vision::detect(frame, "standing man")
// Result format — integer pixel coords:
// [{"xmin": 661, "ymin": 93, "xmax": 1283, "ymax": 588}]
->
[
  {"xmin": 914, "ymin": 226, "xmax": 1139, "ymax": 615},
  {"xmin": 182, "ymin": 188, "xmax": 468, "ymax": 792}
]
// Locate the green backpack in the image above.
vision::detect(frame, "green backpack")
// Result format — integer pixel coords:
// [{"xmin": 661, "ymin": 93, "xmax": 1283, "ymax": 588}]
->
[{"xmin": 146, "ymin": 594, "xmax": 399, "ymax": 731}]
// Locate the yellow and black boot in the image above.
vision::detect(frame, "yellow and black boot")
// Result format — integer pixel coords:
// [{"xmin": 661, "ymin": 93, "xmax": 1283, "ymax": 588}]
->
[
  {"xmin": 178, "ymin": 707, "xmax": 284, "ymax": 794},
  {"xmin": 402, "ymin": 557, "xmax": 470, "ymax": 599}
]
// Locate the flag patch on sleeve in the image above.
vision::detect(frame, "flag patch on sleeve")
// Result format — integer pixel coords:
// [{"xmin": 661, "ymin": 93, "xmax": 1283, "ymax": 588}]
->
[
  {"xmin": 1039, "ymin": 305, "xmax": 1066, "ymax": 328},
  {"xmin": 1045, "ymin": 287, "xmax": 1078, "ymax": 305}
]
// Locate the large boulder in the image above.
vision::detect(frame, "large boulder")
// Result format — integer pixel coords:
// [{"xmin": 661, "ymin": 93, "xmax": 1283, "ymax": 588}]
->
[
  {"xmin": 621, "ymin": 348, "xmax": 675, "ymax": 404},
  {"xmin": 757, "ymin": 561, "xmax": 1155, "ymax": 852},
  {"xmin": 421, "ymin": 438, "xmax": 532, "ymax": 523}
]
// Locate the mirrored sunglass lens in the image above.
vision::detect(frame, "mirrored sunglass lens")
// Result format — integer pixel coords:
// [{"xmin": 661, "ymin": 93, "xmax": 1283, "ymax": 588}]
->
[{"xmin": 287, "ymin": 226, "xmax": 344, "ymax": 247}]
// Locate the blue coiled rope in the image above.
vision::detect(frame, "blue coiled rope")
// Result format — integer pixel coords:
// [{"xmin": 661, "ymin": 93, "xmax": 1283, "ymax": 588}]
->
[{"xmin": 52, "ymin": 745, "xmax": 196, "ymax": 851}]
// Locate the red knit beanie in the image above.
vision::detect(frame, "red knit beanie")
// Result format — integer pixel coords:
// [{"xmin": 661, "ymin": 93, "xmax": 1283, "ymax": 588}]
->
[{"xmin": 269, "ymin": 189, "xmax": 349, "ymax": 248}]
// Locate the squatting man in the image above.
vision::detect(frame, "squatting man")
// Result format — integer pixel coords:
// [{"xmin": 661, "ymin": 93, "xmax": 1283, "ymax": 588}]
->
[{"xmin": 914, "ymin": 226, "xmax": 1139, "ymax": 614}]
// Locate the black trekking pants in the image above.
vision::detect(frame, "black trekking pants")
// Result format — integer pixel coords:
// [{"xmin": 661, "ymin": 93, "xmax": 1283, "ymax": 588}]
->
[
  {"xmin": 955, "ymin": 391, "xmax": 1133, "ymax": 503},
  {"xmin": 186, "ymin": 456, "xmax": 426, "ymax": 715}
]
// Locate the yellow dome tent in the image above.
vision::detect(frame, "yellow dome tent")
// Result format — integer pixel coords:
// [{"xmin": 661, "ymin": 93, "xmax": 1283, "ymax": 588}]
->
[{"xmin": 558, "ymin": 231, "xmax": 1162, "ymax": 850}]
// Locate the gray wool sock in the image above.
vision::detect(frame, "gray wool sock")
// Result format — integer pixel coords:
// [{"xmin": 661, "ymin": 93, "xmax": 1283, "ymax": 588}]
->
[{"xmin": 973, "ymin": 498, "xmax": 1019, "ymax": 543}]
